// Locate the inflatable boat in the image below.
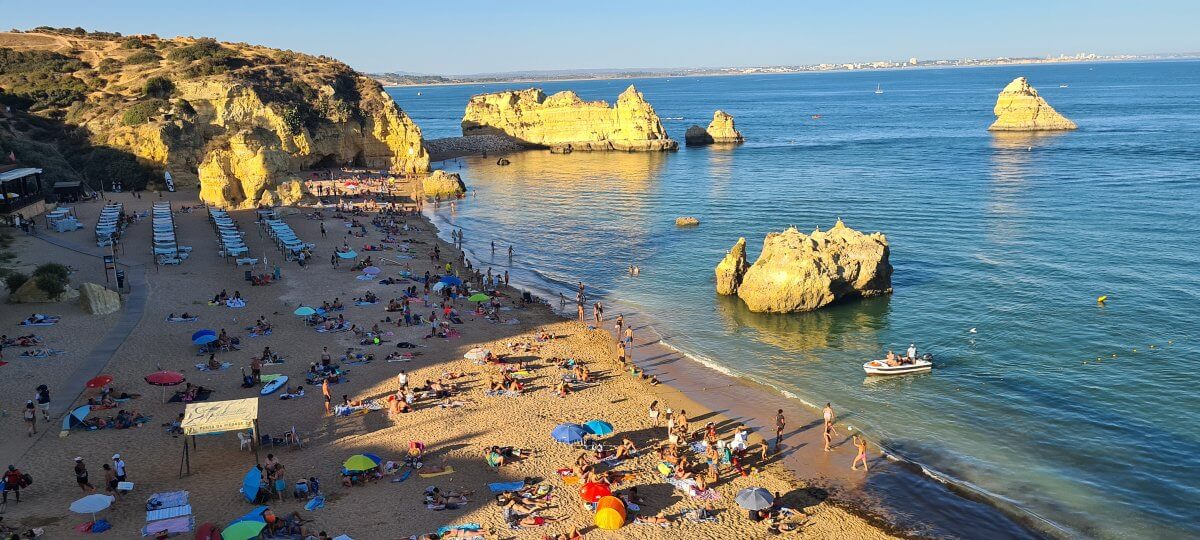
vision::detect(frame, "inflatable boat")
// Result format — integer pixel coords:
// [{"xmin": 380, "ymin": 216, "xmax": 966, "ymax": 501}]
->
[{"xmin": 863, "ymin": 354, "xmax": 933, "ymax": 376}]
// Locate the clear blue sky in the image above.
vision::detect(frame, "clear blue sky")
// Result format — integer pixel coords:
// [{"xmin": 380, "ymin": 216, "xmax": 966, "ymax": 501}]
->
[{"xmin": 7, "ymin": 0, "xmax": 1197, "ymax": 74}]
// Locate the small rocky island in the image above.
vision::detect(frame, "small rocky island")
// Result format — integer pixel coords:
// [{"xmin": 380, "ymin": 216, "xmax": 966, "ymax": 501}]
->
[
  {"xmin": 989, "ymin": 77, "xmax": 1077, "ymax": 131},
  {"xmin": 715, "ymin": 220, "xmax": 893, "ymax": 312},
  {"xmin": 461, "ymin": 85, "xmax": 677, "ymax": 152},
  {"xmin": 685, "ymin": 110, "xmax": 744, "ymax": 145}
]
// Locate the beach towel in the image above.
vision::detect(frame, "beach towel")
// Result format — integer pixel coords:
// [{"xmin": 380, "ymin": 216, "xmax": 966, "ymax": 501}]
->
[
  {"xmin": 20, "ymin": 349, "xmax": 65, "ymax": 358},
  {"xmin": 315, "ymin": 326, "xmax": 350, "ymax": 334},
  {"xmin": 354, "ymin": 300, "xmax": 378, "ymax": 306},
  {"xmin": 166, "ymin": 317, "xmax": 199, "ymax": 323},
  {"xmin": 145, "ymin": 491, "xmax": 189, "ymax": 511},
  {"xmin": 247, "ymin": 330, "xmax": 272, "ymax": 337},
  {"xmin": 141, "ymin": 516, "xmax": 195, "ymax": 537},
  {"xmin": 418, "ymin": 466, "xmax": 455, "ymax": 478},
  {"xmin": 488, "ymin": 481, "xmax": 525, "ymax": 493},
  {"xmin": 194, "ymin": 362, "xmax": 232, "ymax": 372},
  {"xmin": 437, "ymin": 524, "xmax": 482, "ymax": 536},
  {"xmin": 390, "ymin": 468, "xmax": 413, "ymax": 483},
  {"xmin": 305, "ymin": 495, "xmax": 326, "ymax": 511},
  {"xmin": 146, "ymin": 504, "xmax": 192, "ymax": 522}
]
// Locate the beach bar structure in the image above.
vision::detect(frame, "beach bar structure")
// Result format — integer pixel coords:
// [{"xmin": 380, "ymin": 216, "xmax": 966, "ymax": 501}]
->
[
  {"xmin": 179, "ymin": 397, "xmax": 260, "ymax": 477},
  {"xmin": 0, "ymin": 166, "xmax": 46, "ymax": 223}
]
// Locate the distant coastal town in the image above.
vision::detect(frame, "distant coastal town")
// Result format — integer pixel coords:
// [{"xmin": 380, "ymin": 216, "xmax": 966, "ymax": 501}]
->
[{"xmin": 371, "ymin": 52, "xmax": 1196, "ymax": 86}]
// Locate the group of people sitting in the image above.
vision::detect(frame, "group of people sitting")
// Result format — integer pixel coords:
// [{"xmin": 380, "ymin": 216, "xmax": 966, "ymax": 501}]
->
[{"xmin": 1, "ymin": 334, "xmax": 43, "ymax": 347}]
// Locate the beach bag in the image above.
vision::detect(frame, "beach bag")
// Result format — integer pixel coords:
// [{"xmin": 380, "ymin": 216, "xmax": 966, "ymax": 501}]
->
[
  {"xmin": 20, "ymin": 473, "xmax": 32, "ymax": 487},
  {"xmin": 91, "ymin": 519, "xmax": 112, "ymax": 533}
]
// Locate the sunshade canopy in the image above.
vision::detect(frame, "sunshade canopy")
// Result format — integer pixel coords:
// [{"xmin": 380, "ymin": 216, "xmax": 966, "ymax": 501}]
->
[
  {"xmin": 583, "ymin": 420, "xmax": 614, "ymax": 437},
  {"xmin": 735, "ymin": 487, "xmax": 774, "ymax": 510},
  {"xmin": 181, "ymin": 398, "xmax": 259, "ymax": 436},
  {"xmin": 85, "ymin": 375, "xmax": 113, "ymax": 388},
  {"xmin": 551, "ymin": 423, "xmax": 589, "ymax": 444},
  {"xmin": 145, "ymin": 370, "xmax": 186, "ymax": 386}
]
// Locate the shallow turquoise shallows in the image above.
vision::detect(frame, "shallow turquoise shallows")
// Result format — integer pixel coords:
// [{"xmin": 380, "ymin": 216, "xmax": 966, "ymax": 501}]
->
[{"xmin": 389, "ymin": 60, "xmax": 1200, "ymax": 539}]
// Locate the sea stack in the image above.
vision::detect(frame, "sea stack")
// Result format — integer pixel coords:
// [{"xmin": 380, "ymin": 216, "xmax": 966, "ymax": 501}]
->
[
  {"xmin": 461, "ymin": 85, "xmax": 677, "ymax": 152},
  {"xmin": 988, "ymin": 77, "xmax": 1077, "ymax": 131},
  {"xmin": 714, "ymin": 237, "xmax": 749, "ymax": 295},
  {"xmin": 685, "ymin": 110, "xmax": 744, "ymax": 145},
  {"xmin": 422, "ymin": 170, "xmax": 466, "ymax": 199},
  {"xmin": 722, "ymin": 220, "xmax": 892, "ymax": 313}
]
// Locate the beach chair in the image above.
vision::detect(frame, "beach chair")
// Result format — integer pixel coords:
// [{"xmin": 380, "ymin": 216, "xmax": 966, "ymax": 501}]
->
[
  {"xmin": 284, "ymin": 425, "xmax": 304, "ymax": 449},
  {"xmin": 237, "ymin": 431, "xmax": 252, "ymax": 451}
]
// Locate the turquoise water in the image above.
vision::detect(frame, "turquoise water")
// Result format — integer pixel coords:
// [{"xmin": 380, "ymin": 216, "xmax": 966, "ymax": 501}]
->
[{"xmin": 388, "ymin": 61, "xmax": 1200, "ymax": 539}]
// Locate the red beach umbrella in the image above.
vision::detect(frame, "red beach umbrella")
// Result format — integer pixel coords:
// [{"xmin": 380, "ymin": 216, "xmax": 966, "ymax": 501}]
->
[
  {"xmin": 145, "ymin": 371, "xmax": 185, "ymax": 386},
  {"xmin": 579, "ymin": 481, "xmax": 612, "ymax": 503},
  {"xmin": 86, "ymin": 375, "xmax": 113, "ymax": 389}
]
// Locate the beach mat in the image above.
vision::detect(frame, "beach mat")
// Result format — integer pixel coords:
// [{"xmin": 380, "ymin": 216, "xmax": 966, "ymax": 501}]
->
[{"xmin": 418, "ymin": 466, "xmax": 455, "ymax": 478}]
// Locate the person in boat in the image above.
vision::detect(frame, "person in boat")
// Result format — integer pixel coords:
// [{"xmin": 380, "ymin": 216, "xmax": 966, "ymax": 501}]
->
[
  {"xmin": 907, "ymin": 343, "xmax": 918, "ymax": 362},
  {"xmin": 885, "ymin": 350, "xmax": 899, "ymax": 366}
]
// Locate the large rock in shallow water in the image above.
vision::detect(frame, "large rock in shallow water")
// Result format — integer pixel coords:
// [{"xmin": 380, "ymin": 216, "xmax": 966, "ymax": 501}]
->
[
  {"xmin": 686, "ymin": 110, "xmax": 743, "ymax": 145},
  {"xmin": 989, "ymin": 77, "xmax": 1077, "ymax": 131},
  {"xmin": 731, "ymin": 221, "xmax": 892, "ymax": 312},
  {"xmin": 423, "ymin": 170, "xmax": 465, "ymax": 199},
  {"xmin": 461, "ymin": 85, "xmax": 677, "ymax": 152},
  {"xmin": 715, "ymin": 237, "xmax": 749, "ymax": 296},
  {"xmin": 79, "ymin": 282, "xmax": 121, "ymax": 315}
]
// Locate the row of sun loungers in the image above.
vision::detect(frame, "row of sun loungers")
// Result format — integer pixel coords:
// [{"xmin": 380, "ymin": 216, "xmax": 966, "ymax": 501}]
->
[
  {"xmin": 96, "ymin": 202, "xmax": 123, "ymax": 246},
  {"xmin": 260, "ymin": 215, "xmax": 313, "ymax": 261},
  {"xmin": 46, "ymin": 206, "xmax": 83, "ymax": 232},
  {"xmin": 209, "ymin": 208, "xmax": 249, "ymax": 259},
  {"xmin": 152, "ymin": 202, "xmax": 191, "ymax": 265}
]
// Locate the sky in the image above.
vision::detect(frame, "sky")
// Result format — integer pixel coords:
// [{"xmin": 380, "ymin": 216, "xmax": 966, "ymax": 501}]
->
[{"xmin": 6, "ymin": 1, "xmax": 1198, "ymax": 74}]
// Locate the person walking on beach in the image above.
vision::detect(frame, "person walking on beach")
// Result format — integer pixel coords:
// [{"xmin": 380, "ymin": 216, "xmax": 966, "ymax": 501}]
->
[
  {"xmin": 23, "ymin": 401, "xmax": 36, "ymax": 436},
  {"xmin": 615, "ymin": 315, "xmax": 624, "ymax": 342},
  {"xmin": 577, "ymin": 302, "xmax": 585, "ymax": 322},
  {"xmin": 593, "ymin": 301, "xmax": 603, "ymax": 323},
  {"xmin": 852, "ymin": 435, "xmax": 869, "ymax": 472},
  {"xmin": 648, "ymin": 401, "xmax": 660, "ymax": 426},
  {"xmin": 74, "ymin": 457, "xmax": 94, "ymax": 492},
  {"xmin": 823, "ymin": 422, "xmax": 834, "ymax": 452},
  {"xmin": 775, "ymin": 409, "xmax": 786, "ymax": 452},
  {"xmin": 320, "ymin": 222, "xmax": 327, "ymax": 238},
  {"xmin": 2, "ymin": 465, "xmax": 24, "ymax": 505},
  {"xmin": 102, "ymin": 463, "xmax": 120, "ymax": 500},
  {"xmin": 34, "ymin": 385, "xmax": 50, "ymax": 422},
  {"xmin": 823, "ymin": 403, "xmax": 839, "ymax": 436}
]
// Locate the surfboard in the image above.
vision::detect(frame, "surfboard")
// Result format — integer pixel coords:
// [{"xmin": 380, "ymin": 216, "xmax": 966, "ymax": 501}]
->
[{"xmin": 261, "ymin": 374, "xmax": 289, "ymax": 395}]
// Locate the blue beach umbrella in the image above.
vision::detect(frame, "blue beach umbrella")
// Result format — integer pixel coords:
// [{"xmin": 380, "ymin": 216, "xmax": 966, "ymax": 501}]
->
[
  {"xmin": 240, "ymin": 467, "xmax": 262, "ymax": 503},
  {"xmin": 193, "ymin": 334, "xmax": 218, "ymax": 345},
  {"xmin": 63, "ymin": 405, "xmax": 91, "ymax": 431},
  {"xmin": 551, "ymin": 423, "xmax": 589, "ymax": 444},
  {"xmin": 362, "ymin": 453, "xmax": 383, "ymax": 466},
  {"xmin": 224, "ymin": 506, "xmax": 269, "ymax": 540},
  {"xmin": 293, "ymin": 306, "xmax": 316, "ymax": 316},
  {"xmin": 191, "ymin": 329, "xmax": 216, "ymax": 342},
  {"xmin": 583, "ymin": 420, "xmax": 614, "ymax": 437},
  {"xmin": 336, "ymin": 250, "xmax": 358, "ymax": 259},
  {"xmin": 439, "ymin": 275, "xmax": 463, "ymax": 287}
]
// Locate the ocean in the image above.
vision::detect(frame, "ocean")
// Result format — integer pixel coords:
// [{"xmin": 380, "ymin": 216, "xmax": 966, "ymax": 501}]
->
[{"xmin": 387, "ymin": 61, "xmax": 1200, "ymax": 539}]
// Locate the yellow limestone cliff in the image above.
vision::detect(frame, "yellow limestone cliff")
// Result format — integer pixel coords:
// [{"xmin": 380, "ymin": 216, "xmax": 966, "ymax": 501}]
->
[
  {"xmin": 989, "ymin": 77, "xmax": 1077, "ymax": 131},
  {"xmin": 714, "ymin": 237, "xmax": 748, "ymax": 295},
  {"xmin": 461, "ymin": 85, "xmax": 677, "ymax": 152},
  {"xmin": 0, "ymin": 32, "xmax": 428, "ymax": 208},
  {"xmin": 721, "ymin": 220, "xmax": 893, "ymax": 313},
  {"xmin": 421, "ymin": 170, "xmax": 465, "ymax": 199},
  {"xmin": 685, "ymin": 110, "xmax": 744, "ymax": 145}
]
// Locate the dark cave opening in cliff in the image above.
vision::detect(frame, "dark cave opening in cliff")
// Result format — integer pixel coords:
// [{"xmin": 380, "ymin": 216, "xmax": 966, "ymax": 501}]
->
[{"xmin": 312, "ymin": 154, "xmax": 341, "ymax": 169}]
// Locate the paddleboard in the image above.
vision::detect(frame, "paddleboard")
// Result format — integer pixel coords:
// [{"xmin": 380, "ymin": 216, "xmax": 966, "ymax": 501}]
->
[{"xmin": 261, "ymin": 375, "xmax": 289, "ymax": 395}]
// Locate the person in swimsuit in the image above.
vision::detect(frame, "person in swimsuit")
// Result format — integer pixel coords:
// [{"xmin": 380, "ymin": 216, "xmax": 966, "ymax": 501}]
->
[{"xmin": 852, "ymin": 435, "xmax": 869, "ymax": 472}]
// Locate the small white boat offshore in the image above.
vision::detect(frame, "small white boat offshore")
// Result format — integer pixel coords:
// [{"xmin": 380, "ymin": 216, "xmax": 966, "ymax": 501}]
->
[{"xmin": 863, "ymin": 354, "xmax": 933, "ymax": 376}]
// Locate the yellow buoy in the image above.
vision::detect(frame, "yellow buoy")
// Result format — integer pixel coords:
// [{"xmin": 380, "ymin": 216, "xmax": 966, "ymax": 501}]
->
[{"xmin": 1097, "ymin": 295, "xmax": 1108, "ymax": 304}]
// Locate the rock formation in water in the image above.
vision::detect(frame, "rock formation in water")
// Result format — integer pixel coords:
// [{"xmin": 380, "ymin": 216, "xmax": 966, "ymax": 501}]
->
[
  {"xmin": 461, "ymin": 85, "xmax": 677, "ymax": 152},
  {"xmin": 79, "ymin": 282, "xmax": 121, "ymax": 314},
  {"xmin": 714, "ymin": 237, "xmax": 749, "ymax": 296},
  {"xmin": 686, "ymin": 110, "xmax": 744, "ymax": 145},
  {"xmin": 722, "ymin": 220, "xmax": 892, "ymax": 312},
  {"xmin": 989, "ymin": 77, "xmax": 1077, "ymax": 131},
  {"xmin": 675, "ymin": 216, "xmax": 700, "ymax": 227},
  {"xmin": 422, "ymin": 170, "xmax": 465, "ymax": 199},
  {"xmin": 0, "ymin": 31, "xmax": 428, "ymax": 208}
]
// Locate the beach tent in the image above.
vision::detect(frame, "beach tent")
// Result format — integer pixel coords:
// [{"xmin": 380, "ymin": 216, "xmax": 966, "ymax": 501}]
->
[
  {"xmin": 594, "ymin": 496, "xmax": 626, "ymax": 530},
  {"xmin": 552, "ymin": 423, "xmax": 589, "ymax": 444},
  {"xmin": 178, "ymin": 398, "xmax": 261, "ymax": 477}
]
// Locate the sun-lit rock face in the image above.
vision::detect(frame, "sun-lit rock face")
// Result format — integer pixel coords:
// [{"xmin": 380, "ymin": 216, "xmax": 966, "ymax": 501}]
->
[
  {"xmin": 461, "ymin": 85, "xmax": 677, "ymax": 152},
  {"xmin": 725, "ymin": 220, "xmax": 893, "ymax": 313},
  {"xmin": 422, "ymin": 169, "xmax": 465, "ymax": 199},
  {"xmin": 714, "ymin": 237, "xmax": 748, "ymax": 296},
  {"xmin": 989, "ymin": 77, "xmax": 1077, "ymax": 131}
]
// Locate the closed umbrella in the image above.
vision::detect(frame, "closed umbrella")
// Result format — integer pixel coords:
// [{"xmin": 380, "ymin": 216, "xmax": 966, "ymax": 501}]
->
[
  {"xmin": 343, "ymin": 454, "xmax": 379, "ymax": 472},
  {"xmin": 467, "ymin": 293, "xmax": 490, "ymax": 302},
  {"xmin": 293, "ymin": 306, "xmax": 316, "ymax": 316},
  {"xmin": 735, "ymin": 487, "xmax": 774, "ymax": 510},
  {"xmin": 362, "ymin": 266, "xmax": 381, "ymax": 275},
  {"xmin": 583, "ymin": 420, "xmax": 614, "ymax": 437},
  {"xmin": 551, "ymin": 423, "xmax": 588, "ymax": 444},
  {"xmin": 85, "ymin": 375, "xmax": 113, "ymax": 389},
  {"xmin": 69, "ymin": 493, "xmax": 114, "ymax": 522}
]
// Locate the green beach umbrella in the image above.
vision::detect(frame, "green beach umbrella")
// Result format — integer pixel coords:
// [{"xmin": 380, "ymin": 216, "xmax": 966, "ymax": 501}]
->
[
  {"xmin": 343, "ymin": 454, "xmax": 379, "ymax": 472},
  {"xmin": 221, "ymin": 520, "xmax": 266, "ymax": 540},
  {"xmin": 468, "ymin": 293, "xmax": 491, "ymax": 302}
]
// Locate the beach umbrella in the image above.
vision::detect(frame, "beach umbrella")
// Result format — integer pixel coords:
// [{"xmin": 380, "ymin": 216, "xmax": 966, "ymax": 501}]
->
[
  {"xmin": 583, "ymin": 420, "xmax": 614, "ymax": 437},
  {"xmin": 293, "ymin": 306, "xmax": 316, "ymax": 316},
  {"xmin": 221, "ymin": 520, "xmax": 266, "ymax": 540},
  {"xmin": 69, "ymin": 493, "xmax": 114, "ymax": 522},
  {"xmin": 62, "ymin": 405, "xmax": 91, "ymax": 431},
  {"xmin": 362, "ymin": 266, "xmax": 381, "ymax": 275},
  {"xmin": 467, "ymin": 293, "xmax": 490, "ymax": 302},
  {"xmin": 337, "ymin": 250, "xmax": 358, "ymax": 259},
  {"xmin": 596, "ymin": 495, "xmax": 626, "ymax": 514},
  {"xmin": 362, "ymin": 453, "xmax": 384, "ymax": 466},
  {"xmin": 191, "ymin": 329, "xmax": 216, "ymax": 342},
  {"xmin": 85, "ymin": 374, "xmax": 113, "ymax": 389},
  {"xmin": 145, "ymin": 370, "xmax": 186, "ymax": 403},
  {"xmin": 439, "ymin": 275, "xmax": 463, "ymax": 286},
  {"xmin": 240, "ymin": 467, "xmax": 262, "ymax": 503},
  {"xmin": 195, "ymin": 522, "xmax": 218, "ymax": 540},
  {"xmin": 343, "ymin": 454, "xmax": 379, "ymax": 471},
  {"xmin": 431, "ymin": 282, "xmax": 447, "ymax": 292},
  {"xmin": 578, "ymin": 481, "xmax": 612, "ymax": 503},
  {"xmin": 464, "ymin": 348, "xmax": 490, "ymax": 361},
  {"xmin": 734, "ymin": 487, "xmax": 774, "ymax": 511},
  {"xmin": 595, "ymin": 506, "xmax": 625, "ymax": 530},
  {"xmin": 193, "ymin": 333, "xmax": 218, "ymax": 346},
  {"xmin": 551, "ymin": 423, "xmax": 589, "ymax": 444}
]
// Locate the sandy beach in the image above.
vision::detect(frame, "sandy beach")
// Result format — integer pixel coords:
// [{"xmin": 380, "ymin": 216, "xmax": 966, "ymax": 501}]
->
[{"xmin": 0, "ymin": 188, "xmax": 897, "ymax": 539}]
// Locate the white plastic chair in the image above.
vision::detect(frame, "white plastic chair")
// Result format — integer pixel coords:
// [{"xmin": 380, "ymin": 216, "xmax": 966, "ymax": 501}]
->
[{"xmin": 237, "ymin": 432, "xmax": 252, "ymax": 451}]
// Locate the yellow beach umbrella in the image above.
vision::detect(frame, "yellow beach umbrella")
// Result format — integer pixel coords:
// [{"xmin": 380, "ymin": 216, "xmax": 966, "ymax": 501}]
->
[{"xmin": 595, "ymin": 506, "xmax": 625, "ymax": 530}]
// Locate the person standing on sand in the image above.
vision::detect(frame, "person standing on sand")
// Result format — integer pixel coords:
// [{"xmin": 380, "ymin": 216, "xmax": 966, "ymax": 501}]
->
[
  {"xmin": 74, "ymin": 457, "xmax": 94, "ymax": 492},
  {"xmin": 23, "ymin": 401, "xmax": 36, "ymax": 436},
  {"xmin": 593, "ymin": 301, "xmax": 603, "ymax": 323},
  {"xmin": 823, "ymin": 403, "xmax": 839, "ymax": 435},
  {"xmin": 112, "ymin": 454, "xmax": 127, "ymax": 483},
  {"xmin": 615, "ymin": 315, "xmax": 624, "ymax": 342},
  {"xmin": 624, "ymin": 326, "xmax": 634, "ymax": 349},
  {"xmin": 504, "ymin": 271, "xmax": 509, "ymax": 286},
  {"xmin": 577, "ymin": 303, "xmax": 585, "ymax": 322},
  {"xmin": 775, "ymin": 409, "xmax": 786, "ymax": 452},
  {"xmin": 3, "ymin": 465, "xmax": 23, "ymax": 504},
  {"xmin": 852, "ymin": 435, "xmax": 869, "ymax": 471},
  {"xmin": 102, "ymin": 463, "xmax": 120, "ymax": 500},
  {"xmin": 648, "ymin": 401, "xmax": 660, "ymax": 426},
  {"xmin": 34, "ymin": 385, "xmax": 50, "ymax": 421},
  {"xmin": 823, "ymin": 423, "xmax": 834, "ymax": 452},
  {"xmin": 322, "ymin": 379, "xmax": 332, "ymax": 415},
  {"xmin": 320, "ymin": 222, "xmax": 327, "ymax": 238}
]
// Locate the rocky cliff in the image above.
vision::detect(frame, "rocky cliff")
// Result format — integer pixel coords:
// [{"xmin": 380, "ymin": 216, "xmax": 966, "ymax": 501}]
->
[
  {"xmin": 685, "ymin": 110, "xmax": 743, "ymax": 145},
  {"xmin": 989, "ymin": 77, "xmax": 1077, "ymax": 131},
  {"xmin": 461, "ymin": 85, "xmax": 677, "ymax": 152},
  {"xmin": 0, "ymin": 31, "xmax": 428, "ymax": 208},
  {"xmin": 422, "ymin": 169, "xmax": 465, "ymax": 199},
  {"xmin": 721, "ymin": 220, "xmax": 892, "ymax": 312},
  {"xmin": 714, "ymin": 237, "xmax": 748, "ymax": 296}
]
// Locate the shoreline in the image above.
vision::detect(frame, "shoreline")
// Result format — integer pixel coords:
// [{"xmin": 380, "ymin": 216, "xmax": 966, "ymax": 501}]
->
[{"xmin": 424, "ymin": 202, "xmax": 1056, "ymax": 539}]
